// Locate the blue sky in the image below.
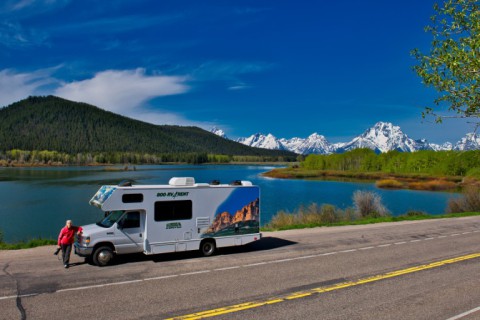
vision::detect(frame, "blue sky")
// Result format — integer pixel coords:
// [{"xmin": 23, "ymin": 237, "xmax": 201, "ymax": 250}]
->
[{"xmin": 0, "ymin": 0, "xmax": 471, "ymax": 143}]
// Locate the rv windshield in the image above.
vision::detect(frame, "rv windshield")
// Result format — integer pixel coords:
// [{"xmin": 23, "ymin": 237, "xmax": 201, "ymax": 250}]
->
[{"xmin": 96, "ymin": 210, "xmax": 124, "ymax": 228}]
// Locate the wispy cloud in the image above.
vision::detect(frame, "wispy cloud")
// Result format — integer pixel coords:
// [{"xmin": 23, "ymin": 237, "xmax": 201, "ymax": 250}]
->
[
  {"xmin": 0, "ymin": 20, "xmax": 48, "ymax": 47},
  {"xmin": 54, "ymin": 68, "xmax": 189, "ymax": 114},
  {"xmin": 0, "ymin": 0, "xmax": 70, "ymax": 47},
  {"xmin": 228, "ymin": 83, "xmax": 251, "ymax": 91},
  {"xmin": 0, "ymin": 67, "xmax": 59, "ymax": 107},
  {"xmin": 53, "ymin": 68, "xmax": 223, "ymax": 129},
  {"xmin": 0, "ymin": 0, "xmax": 70, "ymax": 15},
  {"xmin": 57, "ymin": 13, "xmax": 185, "ymax": 36},
  {"xmin": 192, "ymin": 61, "xmax": 273, "ymax": 80},
  {"xmin": 191, "ymin": 61, "xmax": 272, "ymax": 91}
]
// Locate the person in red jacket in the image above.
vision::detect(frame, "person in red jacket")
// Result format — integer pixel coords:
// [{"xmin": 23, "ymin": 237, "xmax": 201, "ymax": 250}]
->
[{"xmin": 57, "ymin": 220, "xmax": 83, "ymax": 268}]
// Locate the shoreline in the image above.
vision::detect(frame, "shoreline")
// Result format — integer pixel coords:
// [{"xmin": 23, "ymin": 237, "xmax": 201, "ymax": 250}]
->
[
  {"xmin": 0, "ymin": 161, "xmax": 290, "ymax": 168},
  {"xmin": 261, "ymin": 167, "xmax": 474, "ymax": 192}
]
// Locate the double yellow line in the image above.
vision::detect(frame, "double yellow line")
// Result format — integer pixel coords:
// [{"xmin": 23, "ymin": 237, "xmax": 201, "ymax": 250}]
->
[{"xmin": 167, "ymin": 252, "xmax": 480, "ymax": 320}]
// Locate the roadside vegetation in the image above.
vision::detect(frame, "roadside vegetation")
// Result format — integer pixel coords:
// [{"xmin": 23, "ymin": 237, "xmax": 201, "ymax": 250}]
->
[
  {"xmin": 264, "ymin": 149, "xmax": 480, "ymax": 191},
  {"xmin": 264, "ymin": 186, "xmax": 480, "ymax": 231},
  {"xmin": 0, "ymin": 230, "xmax": 56, "ymax": 250}
]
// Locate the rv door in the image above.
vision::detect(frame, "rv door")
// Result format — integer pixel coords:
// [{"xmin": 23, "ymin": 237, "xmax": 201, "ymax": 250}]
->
[{"xmin": 115, "ymin": 211, "xmax": 145, "ymax": 254}]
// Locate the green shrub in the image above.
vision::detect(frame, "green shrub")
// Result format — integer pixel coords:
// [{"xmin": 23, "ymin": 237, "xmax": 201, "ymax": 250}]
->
[{"xmin": 466, "ymin": 167, "xmax": 480, "ymax": 179}]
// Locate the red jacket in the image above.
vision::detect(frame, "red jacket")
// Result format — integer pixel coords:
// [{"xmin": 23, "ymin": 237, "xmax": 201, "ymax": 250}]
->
[{"xmin": 58, "ymin": 226, "xmax": 83, "ymax": 246}]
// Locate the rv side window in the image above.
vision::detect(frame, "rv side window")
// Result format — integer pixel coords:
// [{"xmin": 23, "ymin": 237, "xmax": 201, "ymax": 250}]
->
[
  {"xmin": 122, "ymin": 193, "xmax": 143, "ymax": 203},
  {"xmin": 154, "ymin": 200, "xmax": 192, "ymax": 221}
]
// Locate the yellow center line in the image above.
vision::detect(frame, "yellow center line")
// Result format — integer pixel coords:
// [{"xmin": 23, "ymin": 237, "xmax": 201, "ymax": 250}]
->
[{"xmin": 166, "ymin": 252, "xmax": 480, "ymax": 320}]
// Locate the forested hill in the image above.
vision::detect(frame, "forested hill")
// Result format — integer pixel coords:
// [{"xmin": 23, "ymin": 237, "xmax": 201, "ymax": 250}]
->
[{"xmin": 0, "ymin": 96, "xmax": 295, "ymax": 157}]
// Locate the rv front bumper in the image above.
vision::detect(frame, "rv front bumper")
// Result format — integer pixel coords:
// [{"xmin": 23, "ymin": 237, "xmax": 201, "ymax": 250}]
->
[{"xmin": 74, "ymin": 243, "xmax": 94, "ymax": 257}]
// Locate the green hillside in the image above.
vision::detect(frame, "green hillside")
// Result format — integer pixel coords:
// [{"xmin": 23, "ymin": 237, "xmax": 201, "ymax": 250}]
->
[{"xmin": 0, "ymin": 96, "xmax": 295, "ymax": 159}]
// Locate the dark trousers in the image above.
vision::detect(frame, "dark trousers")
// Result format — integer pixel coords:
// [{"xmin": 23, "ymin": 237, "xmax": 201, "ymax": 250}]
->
[{"xmin": 61, "ymin": 244, "xmax": 72, "ymax": 265}]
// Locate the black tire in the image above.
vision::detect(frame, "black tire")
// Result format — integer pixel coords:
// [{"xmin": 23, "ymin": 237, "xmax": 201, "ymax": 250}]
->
[
  {"xmin": 92, "ymin": 246, "xmax": 114, "ymax": 266},
  {"xmin": 200, "ymin": 240, "xmax": 216, "ymax": 257}
]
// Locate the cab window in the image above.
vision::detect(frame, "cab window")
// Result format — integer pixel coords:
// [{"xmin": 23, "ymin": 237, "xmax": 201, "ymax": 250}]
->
[{"xmin": 119, "ymin": 211, "xmax": 140, "ymax": 228}]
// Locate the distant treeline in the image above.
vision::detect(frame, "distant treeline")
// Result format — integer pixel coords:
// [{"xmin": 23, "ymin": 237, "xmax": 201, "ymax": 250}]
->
[
  {"xmin": 300, "ymin": 149, "xmax": 480, "ymax": 177},
  {"xmin": 0, "ymin": 149, "xmax": 290, "ymax": 166}
]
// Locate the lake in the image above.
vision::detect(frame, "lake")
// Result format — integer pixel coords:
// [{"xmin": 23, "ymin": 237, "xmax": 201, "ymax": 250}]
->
[{"xmin": 0, "ymin": 164, "xmax": 460, "ymax": 242}]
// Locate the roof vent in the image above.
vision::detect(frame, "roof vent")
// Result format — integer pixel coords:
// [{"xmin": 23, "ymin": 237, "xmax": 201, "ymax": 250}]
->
[
  {"xmin": 169, "ymin": 177, "xmax": 195, "ymax": 186},
  {"xmin": 118, "ymin": 180, "xmax": 133, "ymax": 187}
]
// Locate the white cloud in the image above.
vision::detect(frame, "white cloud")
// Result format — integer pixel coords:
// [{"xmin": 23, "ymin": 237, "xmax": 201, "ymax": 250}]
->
[
  {"xmin": 0, "ymin": 68, "xmax": 58, "ymax": 107},
  {"xmin": 0, "ymin": 66, "xmax": 226, "ymax": 131},
  {"xmin": 54, "ymin": 68, "xmax": 222, "ymax": 129},
  {"xmin": 54, "ymin": 68, "xmax": 189, "ymax": 114}
]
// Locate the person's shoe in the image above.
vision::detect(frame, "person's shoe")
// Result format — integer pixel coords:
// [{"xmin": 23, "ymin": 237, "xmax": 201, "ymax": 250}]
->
[{"xmin": 64, "ymin": 264, "xmax": 69, "ymax": 268}]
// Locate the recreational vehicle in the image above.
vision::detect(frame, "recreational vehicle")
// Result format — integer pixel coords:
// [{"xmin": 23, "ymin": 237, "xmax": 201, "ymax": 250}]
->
[{"xmin": 74, "ymin": 177, "xmax": 261, "ymax": 266}]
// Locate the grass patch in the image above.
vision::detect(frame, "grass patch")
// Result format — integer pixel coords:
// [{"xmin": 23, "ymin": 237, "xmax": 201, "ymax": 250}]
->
[
  {"xmin": 407, "ymin": 179, "xmax": 457, "ymax": 191},
  {"xmin": 376, "ymin": 179, "xmax": 405, "ymax": 189},
  {"xmin": 0, "ymin": 238, "xmax": 57, "ymax": 250},
  {"xmin": 261, "ymin": 211, "xmax": 480, "ymax": 232}
]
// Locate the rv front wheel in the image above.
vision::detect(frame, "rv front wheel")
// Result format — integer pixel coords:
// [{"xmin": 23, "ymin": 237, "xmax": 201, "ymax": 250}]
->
[
  {"xmin": 93, "ymin": 246, "xmax": 114, "ymax": 266},
  {"xmin": 200, "ymin": 240, "xmax": 216, "ymax": 257}
]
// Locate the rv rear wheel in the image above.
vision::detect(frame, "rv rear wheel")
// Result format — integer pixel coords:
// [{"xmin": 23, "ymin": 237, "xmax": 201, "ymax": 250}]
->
[
  {"xmin": 200, "ymin": 240, "xmax": 216, "ymax": 257},
  {"xmin": 92, "ymin": 246, "xmax": 114, "ymax": 266}
]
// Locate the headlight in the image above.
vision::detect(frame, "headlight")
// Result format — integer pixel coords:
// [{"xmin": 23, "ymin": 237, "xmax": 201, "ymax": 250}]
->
[{"xmin": 84, "ymin": 236, "xmax": 90, "ymax": 245}]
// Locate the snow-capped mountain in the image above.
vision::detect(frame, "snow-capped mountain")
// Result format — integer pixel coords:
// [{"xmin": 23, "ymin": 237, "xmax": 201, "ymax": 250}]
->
[
  {"xmin": 336, "ymin": 122, "xmax": 418, "ymax": 153},
  {"xmin": 211, "ymin": 122, "xmax": 480, "ymax": 154},
  {"xmin": 236, "ymin": 133, "xmax": 288, "ymax": 151},
  {"xmin": 454, "ymin": 133, "xmax": 480, "ymax": 150},
  {"xmin": 210, "ymin": 126, "xmax": 228, "ymax": 139},
  {"xmin": 281, "ymin": 133, "xmax": 332, "ymax": 155}
]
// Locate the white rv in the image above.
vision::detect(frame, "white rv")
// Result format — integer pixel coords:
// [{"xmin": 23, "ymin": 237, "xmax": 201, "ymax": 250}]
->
[{"xmin": 74, "ymin": 177, "xmax": 261, "ymax": 266}]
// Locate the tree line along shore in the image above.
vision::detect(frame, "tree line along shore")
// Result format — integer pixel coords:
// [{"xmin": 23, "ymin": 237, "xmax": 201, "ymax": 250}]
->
[
  {"xmin": 263, "ymin": 148, "xmax": 480, "ymax": 191},
  {"xmin": 0, "ymin": 149, "xmax": 292, "ymax": 167}
]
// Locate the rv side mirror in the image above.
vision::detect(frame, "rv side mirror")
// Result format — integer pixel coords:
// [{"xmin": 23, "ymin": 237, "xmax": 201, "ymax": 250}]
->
[{"xmin": 117, "ymin": 220, "xmax": 124, "ymax": 229}]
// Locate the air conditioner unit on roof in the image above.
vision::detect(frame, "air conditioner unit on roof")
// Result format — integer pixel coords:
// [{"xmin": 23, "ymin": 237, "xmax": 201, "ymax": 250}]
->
[{"xmin": 169, "ymin": 177, "xmax": 195, "ymax": 186}]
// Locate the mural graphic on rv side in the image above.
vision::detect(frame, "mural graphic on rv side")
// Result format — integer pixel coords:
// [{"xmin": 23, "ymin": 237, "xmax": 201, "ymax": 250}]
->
[{"xmin": 201, "ymin": 188, "xmax": 260, "ymax": 238}]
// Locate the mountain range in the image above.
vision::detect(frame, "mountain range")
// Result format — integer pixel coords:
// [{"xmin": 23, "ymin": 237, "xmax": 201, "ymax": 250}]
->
[{"xmin": 211, "ymin": 122, "xmax": 480, "ymax": 155}]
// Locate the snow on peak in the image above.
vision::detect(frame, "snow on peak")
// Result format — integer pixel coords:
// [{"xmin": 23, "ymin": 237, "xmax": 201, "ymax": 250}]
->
[
  {"xmin": 210, "ymin": 126, "xmax": 227, "ymax": 139},
  {"xmin": 338, "ymin": 122, "xmax": 417, "ymax": 153},
  {"xmin": 236, "ymin": 133, "xmax": 287, "ymax": 150},
  {"xmin": 454, "ymin": 132, "xmax": 480, "ymax": 150}
]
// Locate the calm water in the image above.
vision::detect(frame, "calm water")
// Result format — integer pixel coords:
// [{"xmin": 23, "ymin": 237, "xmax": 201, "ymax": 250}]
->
[{"xmin": 0, "ymin": 165, "xmax": 460, "ymax": 242}]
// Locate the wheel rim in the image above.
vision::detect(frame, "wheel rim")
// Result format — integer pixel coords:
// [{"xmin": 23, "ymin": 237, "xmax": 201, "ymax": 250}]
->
[
  {"xmin": 203, "ymin": 242, "xmax": 213, "ymax": 254},
  {"xmin": 97, "ymin": 249, "xmax": 113, "ymax": 265}
]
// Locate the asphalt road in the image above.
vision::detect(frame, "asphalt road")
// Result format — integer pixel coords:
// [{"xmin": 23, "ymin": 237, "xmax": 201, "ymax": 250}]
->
[{"xmin": 1, "ymin": 217, "xmax": 480, "ymax": 320}]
